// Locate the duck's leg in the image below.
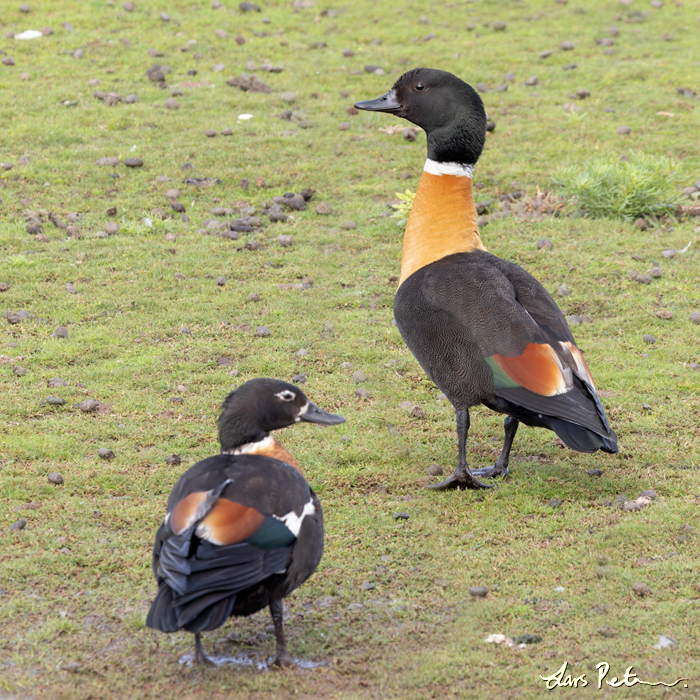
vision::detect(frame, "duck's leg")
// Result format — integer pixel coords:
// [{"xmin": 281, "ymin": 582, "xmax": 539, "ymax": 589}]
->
[
  {"xmin": 269, "ymin": 599, "xmax": 294, "ymax": 667},
  {"xmin": 193, "ymin": 632, "xmax": 215, "ymax": 666},
  {"xmin": 428, "ymin": 410, "xmax": 495, "ymax": 490},
  {"xmin": 472, "ymin": 416, "xmax": 519, "ymax": 478}
]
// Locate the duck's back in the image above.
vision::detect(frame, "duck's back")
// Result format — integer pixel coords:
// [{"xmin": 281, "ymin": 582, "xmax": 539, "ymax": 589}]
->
[
  {"xmin": 148, "ymin": 454, "xmax": 323, "ymax": 633},
  {"xmin": 394, "ymin": 250, "xmax": 576, "ymax": 405}
]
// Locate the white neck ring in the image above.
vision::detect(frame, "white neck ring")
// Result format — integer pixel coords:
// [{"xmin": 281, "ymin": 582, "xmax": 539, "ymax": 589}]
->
[{"xmin": 423, "ymin": 159, "xmax": 474, "ymax": 178}]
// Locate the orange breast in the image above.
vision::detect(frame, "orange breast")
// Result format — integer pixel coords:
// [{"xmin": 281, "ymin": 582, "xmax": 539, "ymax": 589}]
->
[
  {"xmin": 399, "ymin": 172, "xmax": 485, "ymax": 286},
  {"xmin": 240, "ymin": 437, "xmax": 303, "ymax": 474}
]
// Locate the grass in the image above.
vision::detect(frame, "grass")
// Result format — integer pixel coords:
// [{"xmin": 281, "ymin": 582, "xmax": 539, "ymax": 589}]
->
[
  {"xmin": 553, "ymin": 151, "xmax": 683, "ymax": 221},
  {"xmin": 1, "ymin": 0, "xmax": 700, "ymax": 698}
]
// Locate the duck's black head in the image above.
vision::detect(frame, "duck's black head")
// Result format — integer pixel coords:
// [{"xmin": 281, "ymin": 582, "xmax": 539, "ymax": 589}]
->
[
  {"xmin": 354, "ymin": 67, "xmax": 487, "ymax": 166},
  {"xmin": 218, "ymin": 377, "xmax": 345, "ymax": 451}
]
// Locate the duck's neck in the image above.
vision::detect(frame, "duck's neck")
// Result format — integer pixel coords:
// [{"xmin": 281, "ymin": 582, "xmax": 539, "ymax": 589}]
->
[
  {"xmin": 222, "ymin": 434, "xmax": 303, "ymax": 474},
  {"xmin": 398, "ymin": 158, "xmax": 486, "ymax": 286}
]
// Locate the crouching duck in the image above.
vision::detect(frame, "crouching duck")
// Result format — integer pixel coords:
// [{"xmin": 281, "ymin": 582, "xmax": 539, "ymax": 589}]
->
[
  {"xmin": 146, "ymin": 378, "xmax": 345, "ymax": 665},
  {"xmin": 355, "ymin": 68, "xmax": 617, "ymax": 490}
]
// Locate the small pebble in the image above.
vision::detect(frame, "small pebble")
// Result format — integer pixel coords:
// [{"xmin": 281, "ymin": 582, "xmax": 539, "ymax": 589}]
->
[
  {"xmin": 124, "ymin": 158, "xmax": 143, "ymax": 168},
  {"xmin": 689, "ymin": 311, "xmax": 700, "ymax": 324},
  {"xmin": 623, "ymin": 501, "xmax": 643, "ymax": 512},
  {"xmin": 165, "ymin": 454, "xmax": 182, "ymax": 466},
  {"xmin": 360, "ymin": 581, "xmax": 375, "ymax": 592},
  {"xmin": 537, "ymin": 239, "xmax": 553, "ymax": 250},
  {"xmin": 48, "ymin": 472, "xmax": 64, "ymax": 485},
  {"xmin": 393, "ymin": 512, "xmax": 410, "ymax": 520},
  {"xmin": 10, "ymin": 518, "xmax": 28, "ymax": 532},
  {"xmin": 643, "ymin": 334, "xmax": 656, "ymax": 344},
  {"xmin": 47, "ymin": 396, "xmax": 65, "ymax": 406},
  {"xmin": 549, "ymin": 498, "xmax": 562, "ymax": 508},
  {"xmin": 468, "ymin": 586, "xmax": 488, "ymax": 598},
  {"xmin": 292, "ymin": 373, "xmax": 306, "ymax": 384},
  {"xmin": 352, "ymin": 370, "xmax": 367, "ymax": 383},
  {"xmin": 255, "ymin": 326, "xmax": 271, "ymax": 337},
  {"xmin": 427, "ymin": 464, "xmax": 443, "ymax": 476},
  {"xmin": 315, "ymin": 202, "xmax": 333, "ymax": 215},
  {"xmin": 640, "ymin": 489, "xmax": 656, "ymax": 500},
  {"xmin": 558, "ymin": 284, "xmax": 570, "ymax": 297},
  {"xmin": 355, "ymin": 387, "xmax": 371, "ymax": 399},
  {"xmin": 277, "ymin": 235, "xmax": 292, "ymax": 247},
  {"xmin": 165, "ymin": 98, "xmax": 179, "ymax": 110},
  {"xmin": 215, "ymin": 276, "xmax": 226, "ymax": 286},
  {"xmin": 654, "ymin": 635, "xmax": 678, "ymax": 649},
  {"xmin": 98, "ymin": 447, "xmax": 115, "ymax": 460},
  {"xmin": 616, "ymin": 125, "xmax": 632, "ymax": 135}
]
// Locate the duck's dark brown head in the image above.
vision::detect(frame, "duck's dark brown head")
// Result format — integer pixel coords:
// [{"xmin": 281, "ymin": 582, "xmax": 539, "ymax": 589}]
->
[
  {"xmin": 218, "ymin": 378, "xmax": 345, "ymax": 451},
  {"xmin": 354, "ymin": 67, "xmax": 487, "ymax": 166}
]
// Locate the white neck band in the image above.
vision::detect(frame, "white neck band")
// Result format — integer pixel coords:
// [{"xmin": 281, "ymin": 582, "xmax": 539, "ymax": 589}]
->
[{"xmin": 423, "ymin": 159, "xmax": 474, "ymax": 178}]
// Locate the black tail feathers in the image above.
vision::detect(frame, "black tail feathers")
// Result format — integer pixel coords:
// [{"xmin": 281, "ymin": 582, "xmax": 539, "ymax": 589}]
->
[{"xmin": 548, "ymin": 416, "xmax": 618, "ymax": 454}]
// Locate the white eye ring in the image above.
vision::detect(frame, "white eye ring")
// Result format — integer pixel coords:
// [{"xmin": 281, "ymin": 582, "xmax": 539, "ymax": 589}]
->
[{"xmin": 276, "ymin": 390, "xmax": 296, "ymax": 402}]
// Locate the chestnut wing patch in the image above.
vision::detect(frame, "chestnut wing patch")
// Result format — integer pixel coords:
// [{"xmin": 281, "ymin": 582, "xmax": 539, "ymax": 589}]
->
[
  {"xmin": 487, "ymin": 343, "xmax": 569, "ymax": 397},
  {"xmin": 195, "ymin": 499, "xmax": 265, "ymax": 546},
  {"xmin": 170, "ymin": 491, "xmax": 209, "ymax": 535}
]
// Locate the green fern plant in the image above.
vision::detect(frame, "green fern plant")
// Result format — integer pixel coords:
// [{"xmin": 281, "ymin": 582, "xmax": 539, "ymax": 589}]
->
[{"xmin": 552, "ymin": 152, "xmax": 682, "ymax": 221}]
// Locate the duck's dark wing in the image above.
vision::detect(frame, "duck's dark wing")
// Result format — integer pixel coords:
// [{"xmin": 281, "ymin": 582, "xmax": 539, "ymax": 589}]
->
[
  {"xmin": 420, "ymin": 251, "xmax": 617, "ymax": 452},
  {"xmin": 147, "ymin": 455, "xmax": 322, "ymax": 634}
]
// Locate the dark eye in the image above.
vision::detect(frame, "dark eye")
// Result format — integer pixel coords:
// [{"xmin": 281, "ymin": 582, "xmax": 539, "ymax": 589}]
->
[
  {"xmin": 414, "ymin": 83, "xmax": 425, "ymax": 91},
  {"xmin": 276, "ymin": 390, "xmax": 296, "ymax": 402}
]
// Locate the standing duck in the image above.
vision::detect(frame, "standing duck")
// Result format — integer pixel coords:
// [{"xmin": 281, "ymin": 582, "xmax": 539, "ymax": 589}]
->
[
  {"xmin": 355, "ymin": 68, "xmax": 617, "ymax": 490},
  {"xmin": 146, "ymin": 378, "xmax": 345, "ymax": 665}
]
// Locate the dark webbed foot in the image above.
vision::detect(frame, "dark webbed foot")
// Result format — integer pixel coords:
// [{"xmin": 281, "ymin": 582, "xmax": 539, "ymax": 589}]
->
[
  {"xmin": 427, "ymin": 470, "xmax": 495, "ymax": 490},
  {"xmin": 193, "ymin": 632, "xmax": 216, "ymax": 666},
  {"xmin": 272, "ymin": 652, "xmax": 295, "ymax": 667},
  {"xmin": 470, "ymin": 465, "xmax": 510, "ymax": 479}
]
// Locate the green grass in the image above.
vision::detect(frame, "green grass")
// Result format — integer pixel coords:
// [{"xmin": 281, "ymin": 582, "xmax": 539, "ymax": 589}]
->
[
  {"xmin": 1, "ymin": 0, "xmax": 700, "ymax": 698},
  {"xmin": 553, "ymin": 151, "xmax": 683, "ymax": 221}
]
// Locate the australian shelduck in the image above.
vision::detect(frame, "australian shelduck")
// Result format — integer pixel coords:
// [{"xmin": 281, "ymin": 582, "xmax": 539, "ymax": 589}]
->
[
  {"xmin": 146, "ymin": 378, "xmax": 345, "ymax": 664},
  {"xmin": 355, "ymin": 68, "xmax": 617, "ymax": 490}
]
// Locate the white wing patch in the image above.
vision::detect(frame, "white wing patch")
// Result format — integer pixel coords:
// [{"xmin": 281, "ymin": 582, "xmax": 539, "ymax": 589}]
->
[{"xmin": 273, "ymin": 499, "xmax": 316, "ymax": 537}]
